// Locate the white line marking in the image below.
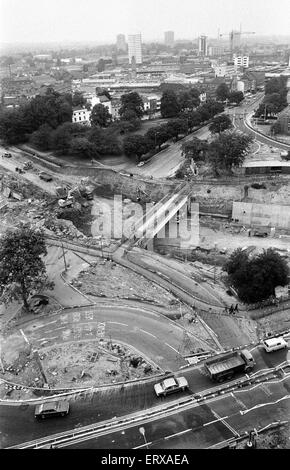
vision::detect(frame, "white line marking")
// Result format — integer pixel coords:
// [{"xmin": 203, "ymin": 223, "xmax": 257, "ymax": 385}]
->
[
  {"xmin": 211, "ymin": 410, "xmax": 239, "ymax": 437},
  {"xmin": 240, "ymin": 394, "xmax": 290, "ymax": 415},
  {"xmin": 133, "ymin": 442, "xmax": 152, "ymax": 449},
  {"xmin": 165, "ymin": 343, "xmax": 180, "ymax": 354},
  {"xmin": 107, "ymin": 322, "xmax": 128, "ymax": 327},
  {"xmin": 19, "ymin": 329, "xmax": 30, "ymax": 345},
  {"xmin": 164, "ymin": 428, "xmax": 192, "ymax": 439},
  {"xmin": 203, "ymin": 417, "xmax": 228, "ymax": 427},
  {"xmin": 37, "ymin": 336, "xmax": 59, "ymax": 341},
  {"xmin": 138, "ymin": 329, "xmax": 157, "ymax": 338}
]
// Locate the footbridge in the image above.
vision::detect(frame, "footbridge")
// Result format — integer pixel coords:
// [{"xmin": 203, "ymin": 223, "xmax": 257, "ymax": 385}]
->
[{"xmin": 127, "ymin": 182, "xmax": 194, "ymax": 248}]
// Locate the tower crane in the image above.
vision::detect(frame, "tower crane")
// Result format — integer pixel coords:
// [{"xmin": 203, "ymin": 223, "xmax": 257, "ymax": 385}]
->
[{"xmin": 219, "ymin": 30, "xmax": 255, "ymax": 53}]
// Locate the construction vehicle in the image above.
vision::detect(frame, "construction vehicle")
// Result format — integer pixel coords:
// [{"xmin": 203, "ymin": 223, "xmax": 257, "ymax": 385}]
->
[
  {"xmin": 56, "ymin": 186, "xmax": 69, "ymax": 199},
  {"xmin": 204, "ymin": 349, "xmax": 255, "ymax": 382},
  {"xmin": 23, "ymin": 161, "xmax": 33, "ymax": 170},
  {"xmin": 58, "ymin": 196, "xmax": 74, "ymax": 208}
]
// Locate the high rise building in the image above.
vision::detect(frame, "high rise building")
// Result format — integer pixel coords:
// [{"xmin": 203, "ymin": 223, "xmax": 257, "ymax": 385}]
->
[
  {"xmin": 116, "ymin": 34, "xmax": 127, "ymax": 52},
  {"xmin": 164, "ymin": 31, "xmax": 174, "ymax": 47},
  {"xmin": 198, "ymin": 35, "xmax": 208, "ymax": 56},
  {"xmin": 233, "ymin": 55, "xmax": 249, "ymax": 68},
  {"xmin": 128, "ymin": 33, "xmax": 142, "ymax": 64}
]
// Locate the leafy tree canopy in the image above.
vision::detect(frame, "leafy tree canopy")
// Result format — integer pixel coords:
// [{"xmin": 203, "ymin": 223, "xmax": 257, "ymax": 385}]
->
[
  {"xmin": 224, "ymin": 248, "xmax": 289, "ymax": 303},
  {"xmin": 208, "ymin": 130, "xmax": 253, "ymax": 174},
  {"xmin": 209, "ymin": 114, "xmax": 233, "ymax": 134},
  {"xmin": 160, "ymin": 90, "xmax": 180, "ymax": 118},
  {"xmin": 0, "ymin": 225, "xmax": 54, "ymax": 311},
  {"xmin": 119, "ymin": 92, "xmax": 144, "ymax": 119},
  {"xmin": 90, "ymin": 103, "xmax": 112, "ymax": 128}
]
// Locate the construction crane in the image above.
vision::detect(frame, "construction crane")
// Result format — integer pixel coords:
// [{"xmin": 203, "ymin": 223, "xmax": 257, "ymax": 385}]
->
[{"xmin": 219, "ymin": 30, "xmax": 255, "ymax": 53}]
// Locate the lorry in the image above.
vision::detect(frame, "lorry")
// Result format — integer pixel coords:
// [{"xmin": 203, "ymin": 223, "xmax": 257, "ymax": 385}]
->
[{"xmin": 204, "ymin": 349, "xmax": 255, "ymax": 383}]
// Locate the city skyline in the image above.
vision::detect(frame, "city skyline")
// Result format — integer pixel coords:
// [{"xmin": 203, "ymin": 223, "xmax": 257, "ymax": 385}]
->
[{"xmin": 0, "ymin": 0, "xmax": 290, "ymax": 47}]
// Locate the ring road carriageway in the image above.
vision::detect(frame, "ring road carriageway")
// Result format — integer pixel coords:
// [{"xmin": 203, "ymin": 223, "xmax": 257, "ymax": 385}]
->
[
  {"xmin": 6, "ymin": 362, "xmax": 290, "ymax": 449},
  {"xmin": 1, "ymin": 335, "xmax": 289, "ymax": 448}
]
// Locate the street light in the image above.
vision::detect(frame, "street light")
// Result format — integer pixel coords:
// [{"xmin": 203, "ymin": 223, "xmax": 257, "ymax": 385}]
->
[{"xmin": 139, "ymin": 426, "xmax": 149, "ymax": 449}]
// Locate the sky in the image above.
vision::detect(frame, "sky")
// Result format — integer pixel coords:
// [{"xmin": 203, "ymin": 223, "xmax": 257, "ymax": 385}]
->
[{"xmin": 0, "ymin": 0, "xmax": 289, "ymax": 45}]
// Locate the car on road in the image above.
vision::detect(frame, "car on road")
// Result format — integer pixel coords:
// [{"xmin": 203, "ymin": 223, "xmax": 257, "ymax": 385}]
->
[
  {"xmin": 39, "ymin": 171, "xmax": 53, "ymax": 182},
  {"xmin": 2, "ymin": 152, "xmax": 12, "ymax": 158},
  {"xmin": 137, "ymin": 161, "xmax": 145, "ymax": 167},
  {"xmin": 35, "ymin": 400, "xmax": 70, "ymax": 419},
  {"xmin": 154, "ymin": 376, "xmax": 188, "ymax": 397},
  {"xmin": 262, "ymin": 337, "xmax": 288, "ymax": 353}
]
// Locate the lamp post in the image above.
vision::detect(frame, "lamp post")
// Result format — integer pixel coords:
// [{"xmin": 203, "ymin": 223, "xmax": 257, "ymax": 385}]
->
[{"xmin": 139, "ymin": 426, "xmax": 149, "ymax": 449}]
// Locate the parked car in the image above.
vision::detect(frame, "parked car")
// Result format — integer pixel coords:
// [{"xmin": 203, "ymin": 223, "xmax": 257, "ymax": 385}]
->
[
  {"xmin": 137, "ymin": 161, "xmax": 145, "ymax": 167},
  {"xmin": 39, "ymin": 171, "xmax": 53, "ymax": 182},
  {"xmin": 262, "ymin": 337, "xmax": 288, "ymax": 353},
  {"xmin": 154, "ymin": 376, "xmax": 188, "ymax": 397},
  {"xmin": 2, "ymin": 152, "xmax": 12, "ymax": 158},
  {"xmin": 35, "ymin": 400, "xmax": 70, "ymax": 419}
]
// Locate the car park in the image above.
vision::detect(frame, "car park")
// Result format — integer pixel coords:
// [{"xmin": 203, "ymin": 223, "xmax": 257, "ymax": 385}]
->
[
  {"xmin": 154, "ymin": 376, "xmax": 188, "ymax": 397},
  {"xmin": 35, "ymin": 400, "xmax": 70, "ymax": 419},
  {"xmin": 262, "ymin": 337, "xmax": 288, "ymax": 353}
]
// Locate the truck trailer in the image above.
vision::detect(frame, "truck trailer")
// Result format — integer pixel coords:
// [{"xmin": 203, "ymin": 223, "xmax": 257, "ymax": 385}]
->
[{"xmin": 204, "ymin": 349, "xmax": 255, "ymax": 382}]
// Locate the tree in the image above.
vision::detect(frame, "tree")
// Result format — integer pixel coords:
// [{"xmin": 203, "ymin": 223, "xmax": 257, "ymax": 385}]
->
[
  {"xmin": 228, "ymin": 91, "xmax": 244, "ymax": 104},
  {"xmin": 119, "ymin": 92, "xmax": 144, "ymax": 119},
  {"xmin": 72, "ymin": 91, "xmax": 87, "ymax": 108},
  {"xmin": 160, "ymin": 90, "xmax": 180, "ymax": 118},
  {"xmin": 181, "ymin": 137, "xmax": 208, "ymax": 161},
  {"xmin": 165, "ymin": 118, "xmax": 188, "ymax": 141},
  {"xmin": 216, "ymin": 83, "xmax": 230, "ymax": 102},
  {"xmin": 179, "ymin": 110, "xmax": 202, "ymax": 132},
  {"xmin": 51, "ymin": 122, "xmax": 76, "ymax": 154},
  {"xmin": 209, "ymin": 114, "xmax": 233, "ymax": 134},
  {"xmin": 30, "ymin": 123, "xmax": 53, "ymax": 150},
  {"xmin": 21, "ymin": 87, "xmax": 72, "ymax": 134},
  {"xmin": 123, "ymin": 135, "xmax": 151, "ymax": 160},
  {"xmin": 90, "ymin": 103, "xmax": 112, "ymax": 127},
  {"xmin": 0, "ymin": 108, "xmax": 30, "ymax": 144},
  {"xmin": 178, "ymin": 89, "xmax": 200, "ymax": 111},
  {"xmin": 0, "ymin": 226, "xmax": 54, "ymax": 311},
  {"xmin": 70, "ymin": 137, "xmax": 96, "ymax": 159},
  {"xmin": 224, "ymin": 248, "xmax": 289, "ymax": 304},
  {"xmin": 88, "ymin": 127, "xmax": 122, "ymax": 155},
  {"xmin": 145, "ymin": 125, "xmax": 170, "ymax": 150},
  {"xmin": 208, "ymin": 130, "xmax": 253, "ymax": 174}
]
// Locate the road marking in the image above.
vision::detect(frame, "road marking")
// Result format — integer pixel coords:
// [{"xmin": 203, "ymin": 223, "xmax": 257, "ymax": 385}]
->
[
  {"xmin": 211, "ymin": 410, "xmax": 240, "ymax": 437},
  {"xmin": 240, "ymin": 394, "xmax": 290, "ymax": 415},
  {"xmin": 164, "ymin": 428, "xmax": 192, "ymax": 439},
  {"xmin": 107, "ymin": 322, "xmax": 128, "ymax": 327},
  {"xmin": 260, "ymin": 383, "xmax": 273, "ymax": 397},
  {"xmin": 203, "ymin": 416, "xmax": 229, "ymax": 427},
  {"xmin": 37, "ymin": 336, "xmax": 59, "ymax": 341},
  {"xmin": 138, "ymin": 329, "xmax": 157, "ymax": 339},
  {"xmin": 231, "ymin": 392, "xmax": 248, "ymax": 410},
  {"xmin": 19, "ymin": 329, "xmax": 30, "ymax": 345},
  {"xmin": 133, "ymin": 442, "xmax": 152, "ymax": 449},
  {"xmin": 165, "ymin": 343, "xmax": 180, "ymax": 354}
]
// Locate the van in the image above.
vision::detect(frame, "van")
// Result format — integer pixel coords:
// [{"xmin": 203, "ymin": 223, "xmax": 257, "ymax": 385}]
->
[{"xmin": 262, "ymin": 337, "xmax": 288, "ymax": 353}]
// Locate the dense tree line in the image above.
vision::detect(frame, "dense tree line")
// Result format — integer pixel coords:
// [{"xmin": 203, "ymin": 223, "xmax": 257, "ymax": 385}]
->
[
  {"xmin": 254, "ymin": 77, "xmax": 288, "ymax": 118},
  {"xmin": 224, "ymin": 248, "xmax": 289, "ymax": 303},
  {"xmin": 215, "ymin": 83, "xmax": 244, "ymax": 105},
  {"xmin": 0, "ymin": 86, "xmax": 225, "ymax": 162}
]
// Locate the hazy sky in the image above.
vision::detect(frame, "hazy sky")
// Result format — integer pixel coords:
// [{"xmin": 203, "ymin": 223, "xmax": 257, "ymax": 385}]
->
[{"xmin": 0, "ymin": 0, "xmax": 289, "ymax": 45}]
